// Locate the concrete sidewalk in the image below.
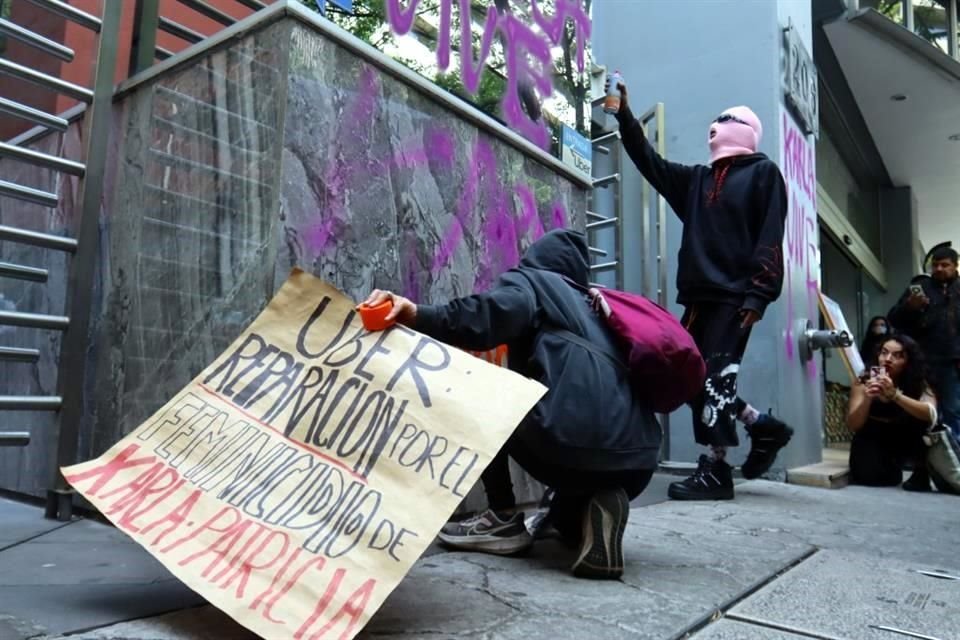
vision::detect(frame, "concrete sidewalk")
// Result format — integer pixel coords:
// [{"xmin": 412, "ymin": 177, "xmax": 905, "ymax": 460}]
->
[{"xmin": 1, "ymin": 478, "xmax": 958, "ymax": 640}]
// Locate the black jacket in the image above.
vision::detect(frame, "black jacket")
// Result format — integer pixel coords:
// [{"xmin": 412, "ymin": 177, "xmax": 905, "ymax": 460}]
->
[
  {"xmin": 617, "ymin": 106, "xmax": 788, "ymax": 316},
  {"xmin": 888, "ymin": 275, "xmax": 960, "ymax": 364},
  {"xmin": 414, "ymin": 229, "xmax": 662, "ymax": 471}
]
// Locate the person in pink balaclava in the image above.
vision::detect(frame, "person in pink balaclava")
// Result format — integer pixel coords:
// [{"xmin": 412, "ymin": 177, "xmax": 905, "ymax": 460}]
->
[{"xmin": 607, "ymin": 77, "xmax": 792, "ymax": 501}]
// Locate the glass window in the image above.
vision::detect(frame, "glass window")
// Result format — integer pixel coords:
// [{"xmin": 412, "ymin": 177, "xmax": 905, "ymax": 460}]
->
[{"xmin": 861, "ymin": 0, "xmax": 952, "ymax": 54}]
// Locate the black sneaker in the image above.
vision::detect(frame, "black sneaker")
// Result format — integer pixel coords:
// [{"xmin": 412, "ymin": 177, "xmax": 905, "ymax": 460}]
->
[
  {"xmin": 525, "ymin": 488, "xmax": 556, "ymax": 540},
  {"xmin": 668, "ymin": 455, "xmax": 735, "ymax": 500},
  {"xmin": 438, "ymin": 509, "xmax": 533, "ymax": 555},
  {"xmin": 741, "ymin": 413, "xmax": 794, "ymax": 480},
  {"xmin": 903, "ymin": 470, "xmax": 932, "ymax": 492},
  {"xmin": 571, "ymin": 487, "xmax": 629, "ymax": 580}
]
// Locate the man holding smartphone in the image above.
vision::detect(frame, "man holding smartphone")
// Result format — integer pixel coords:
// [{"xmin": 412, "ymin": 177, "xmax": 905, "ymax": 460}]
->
[{"xmin": 889, "ymin": 245, "xmax": 960, "ymax": 438}]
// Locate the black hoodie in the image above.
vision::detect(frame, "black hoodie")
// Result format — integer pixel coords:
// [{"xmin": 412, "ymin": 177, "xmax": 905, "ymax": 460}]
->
[
  {"xmin": 414, "ymin": 229, "xmax": 662, "ymax": 471},
  {"xmin": 888, "ymin": 274, "xmax": 960, "ymax": 365},
  {"xmin": 617, "ymin": 106, "xmax": 788, "ymax": 316}
]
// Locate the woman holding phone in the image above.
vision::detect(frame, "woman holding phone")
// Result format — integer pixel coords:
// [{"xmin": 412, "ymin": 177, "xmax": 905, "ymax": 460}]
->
[{"xmin": 847, "ymin": 334, "xmax": 938, "ymax": 490}]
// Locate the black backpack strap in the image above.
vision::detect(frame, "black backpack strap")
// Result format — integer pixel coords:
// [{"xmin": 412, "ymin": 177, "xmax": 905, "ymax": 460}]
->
[{"xmin": 545, "ymin": 327, "xmax": 628, "ymax": 375}]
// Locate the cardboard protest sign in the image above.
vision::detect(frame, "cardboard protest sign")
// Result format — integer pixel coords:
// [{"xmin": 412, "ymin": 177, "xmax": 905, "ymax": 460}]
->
[{"xmin": 63, "ymin": 269, "xmax": 545, "ymax": 640}]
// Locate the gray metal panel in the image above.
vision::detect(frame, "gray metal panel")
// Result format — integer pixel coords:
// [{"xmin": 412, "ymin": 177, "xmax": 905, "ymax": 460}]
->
[{"xmin": 813, "ymin": 26, "xmax": 890, "ymax": 188}]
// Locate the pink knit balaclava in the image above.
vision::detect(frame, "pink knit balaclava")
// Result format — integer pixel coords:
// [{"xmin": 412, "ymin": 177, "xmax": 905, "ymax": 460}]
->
[{"xmin": 709, "ymin": 106, "xmax": 762, "ymax": 164}]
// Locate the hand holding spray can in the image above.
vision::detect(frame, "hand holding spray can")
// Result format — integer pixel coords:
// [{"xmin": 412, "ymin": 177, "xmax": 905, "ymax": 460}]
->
[{"xmin": 604, "ymin": 70, "xmax": 623, "ymax": 114}]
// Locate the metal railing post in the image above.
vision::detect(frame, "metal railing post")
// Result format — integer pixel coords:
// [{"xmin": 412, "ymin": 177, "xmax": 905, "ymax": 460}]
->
[
  {"xmin": 949, "ymin": 0, "xmax": 958, "ymax": 60},
  {"xmin": 129, "ymin": 0, "xmax": 160, "ymax": 76},
  {"xmin": 46, "ymin": 1, "xmax": 123, "ymax": 522}
]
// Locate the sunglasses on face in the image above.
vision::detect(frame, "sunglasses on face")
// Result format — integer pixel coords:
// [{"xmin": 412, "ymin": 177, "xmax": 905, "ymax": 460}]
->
[{"xmin": 714, "ymin": 113, "xmax": 750, "ymax": 126}]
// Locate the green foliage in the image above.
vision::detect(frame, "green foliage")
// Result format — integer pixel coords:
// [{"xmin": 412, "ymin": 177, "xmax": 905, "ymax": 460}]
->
[
  {"xmin": 317, "ymin": 0, "xmax": 393, "ymax": 49},
  {"xmin": 434, "ymin": 69, "xmax": 506, "ymax": 116},
  {"xmin": 308, "ymin": 0, "xmax": 592, "ymax": 134}
]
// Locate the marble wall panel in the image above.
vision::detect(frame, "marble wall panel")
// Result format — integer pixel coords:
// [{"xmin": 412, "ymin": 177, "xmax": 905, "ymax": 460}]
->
[{"xmin": 0, "ymin": 17, "xmax": 588, "ymax": 509}]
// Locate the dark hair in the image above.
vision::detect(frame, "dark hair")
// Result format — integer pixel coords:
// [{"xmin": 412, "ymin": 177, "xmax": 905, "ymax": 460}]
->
[
  {"xmin": 859, "ymin": 316, "xmax": 889, "ymax": 361},
  {"xmin": 863, "ymin": 334, "xmax": 929, "ymax": 399},
  {"xmin": 931, "ymin": 246, "xmax": 958, "ymax": 264}
]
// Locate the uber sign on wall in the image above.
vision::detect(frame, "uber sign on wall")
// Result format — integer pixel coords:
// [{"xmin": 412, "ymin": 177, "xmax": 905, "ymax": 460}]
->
[
  {"xmin": 782, "ymin": 21, "xmax": 818, "ymax": 138},
  {"xmin": 561, "ymin": 124, "xmax": 592, "ymax": 177}
]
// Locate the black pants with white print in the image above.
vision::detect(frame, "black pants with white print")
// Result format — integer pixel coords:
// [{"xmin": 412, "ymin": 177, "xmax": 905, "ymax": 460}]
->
[{"xmin": 682, "ymin": 302, "xmax": 753, "ymax": 448}]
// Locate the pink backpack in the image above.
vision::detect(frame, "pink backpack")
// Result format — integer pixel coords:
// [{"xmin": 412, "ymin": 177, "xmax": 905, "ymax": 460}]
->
[{"xmin": 557, "ymin": 280, "xmax": 705, "ymax": 413}]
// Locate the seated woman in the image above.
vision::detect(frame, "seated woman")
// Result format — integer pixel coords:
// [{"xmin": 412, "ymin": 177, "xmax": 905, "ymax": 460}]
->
[{"xmin": 847, "ymin": 334, "xmax": 938, "ymax": 490}]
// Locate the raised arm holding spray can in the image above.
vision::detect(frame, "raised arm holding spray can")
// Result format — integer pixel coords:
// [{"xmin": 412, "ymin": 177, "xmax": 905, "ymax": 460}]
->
[{"xmin": 605, "ymin": 73, "xmax": 792, "ymax": 501}]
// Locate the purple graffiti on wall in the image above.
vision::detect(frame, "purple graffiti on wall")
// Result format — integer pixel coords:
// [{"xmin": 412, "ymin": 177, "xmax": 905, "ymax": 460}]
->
[
  {"xmin": 300, "ymin": 70, "xmax": 569, "ymax": 298},
  {"xmin": 385, "ymin": 0, "xmax": 591, "ymax": 150},
  {"xmin": 781, "ymin": 110, "xmax": 819, "ymax": 379}
]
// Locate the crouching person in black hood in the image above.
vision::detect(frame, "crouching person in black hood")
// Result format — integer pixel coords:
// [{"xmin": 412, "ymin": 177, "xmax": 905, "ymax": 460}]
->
[{"xmin": 362, "ymin": 229, "xmax": 661, "ymax": 580}]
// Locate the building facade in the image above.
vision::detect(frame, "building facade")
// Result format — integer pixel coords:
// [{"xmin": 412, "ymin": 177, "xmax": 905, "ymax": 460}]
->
[{"xmin": 593, "ymin": 0, "xmax": 960, "ymax": 469}]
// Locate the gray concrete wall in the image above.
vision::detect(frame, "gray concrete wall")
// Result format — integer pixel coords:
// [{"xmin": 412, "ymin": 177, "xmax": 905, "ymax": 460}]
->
[
  {"xmin": 878, "ymin": 186, "xmax": 919, "ymax": 317},
  {"xmin": 593, "ymin": 0, "xmax": 822, "ymax": 470},
  {"xmin": 0, "ymin": 15, "xmax": 588, "ymax": 510}
]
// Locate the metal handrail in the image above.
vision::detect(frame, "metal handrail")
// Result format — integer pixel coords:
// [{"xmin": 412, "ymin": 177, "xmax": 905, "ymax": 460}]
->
[
  {"xmin": 233, "ymin": 0, "xmax": 268, "ymax": 10},
  {"xmin": 159, "ymin": 16, "xmax": 205, "ymax": 43},
  {"xmin": 0, "ymin": 310, "xmax": 70, "ymax": 331},
  {"xmin": 0, "ymin": 261, "xmax": 49, "ymax": 283},
  {"xmin": 0, "ymin": 226, "xmax": 78, "ymax": 252},
  {"xmin": 0, "ymin": 396, "xmax": 63, "ymax": 411},
  {"xmin": 0, "ymin": 58, "xmax": 94, "ymax": 102},
  {"xmin": 0, "ymin": 141, "xmax": 85, "ymax": 176},
  {"xmin": 586, "ymin": 217, "xmax": 617, "ymax": 230},
  {"xmin": 0, "ymin": 433, "xmax": 31, "ymax": 447},
  {"xmin": 592, "ymin": 173, "xmax": 620, "ymax": 188},
  {"xmin": 0, "ymin": 97, "xmax": 69, "ymax": 131},
  {"xmin": 589, "ymin": 261, "xmax": 619, "ymax": 271},
  {"xmin": 0, "ymin": 347, "xmax": 41, "ymax": 363},
  {"xmin": 0, "ymin": 18, "xmax": 75, "ymax": 61},
  {"xmin": 0, "ymin": 180, "xmax": 59, "ymax": 208},
  {"xmin": 179, "ymin": 0, "xmax": 236, "ymax": 26},
  {"xmin": 24, "ymin": 0, "xmax": 102, "ymax": 32}
]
